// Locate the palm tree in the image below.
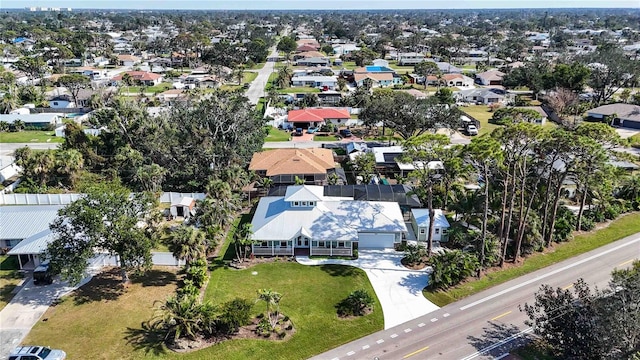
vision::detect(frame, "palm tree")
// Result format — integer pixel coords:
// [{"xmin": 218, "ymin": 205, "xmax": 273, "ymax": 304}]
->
[
  {"xmin": 0, "ymin": 92, "xmax": 18, "ymax": 114},
  {"xmin": 0, "ymin": 121, "xmax": 9, "ymax": 132},
  {"xmin": 167, "ymin": 224, "xmax": 207, "ymax": 267},
  {"xmin": 276, "ymin": 66, "xmax": 293, "ymax": 89},
  {"xmin": 233, "ymin": 223, "xmax": 253, "ymax": 262},
  {"xmin": 234, "ymin": 65, "xmax": 245, "ymax": 85},
  {"xmin": 256, "ymin": 289, "xmax": 282, "ymax": 329},
  {"xmin": 134, "ymin": 163, "xmax": 167, "ymax": 192},
  {"xmin": 12, "ymin": 119, "xmax": 25, "ymax": 132},
  {"xmin": 55, "ymin": 149, "xmax": 84, "ymax": 187},
  {"xmin": 32, "ymin": 150, "xmax": 56, "ymax": 186},
  {"xmin": 617, "ymin": 175, "xmax": 640, "ymax": 209},
  {"xmin": 150, "ymin": 295, "xmax": 207, "ymax": 342}
]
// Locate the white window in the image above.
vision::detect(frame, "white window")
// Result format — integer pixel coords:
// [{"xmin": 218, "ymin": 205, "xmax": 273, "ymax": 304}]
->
[
  {"xmin": 309, "ymin": 201, "xmax": 315, "ymax": 206},
  {"xmin": 442, "ymin": 229, "xmax": 448, "ymax": 235},
  {"xmin": 293, "ymin": 201, "xmax": 299, "ymax": 207},
  {"xmin": 419, "ymin": 228, "xmax": 426, "ymax": 234},
  {"xmin": 280, "ymin": 241, "xmax": 288, "ymax": 248},
  {"xmin": 301, "ymin": 201, "xmax": 308, "ymax": 206},
  {"xmin": 338, "ymin": 241, "xmax": 345, "ymax": 248},
  {"xmin": 318, "ymin": 241, "xmax": 326, "ymax": 248},
  {"xmin": 261, "ymin": 241, "xmax": 268, "ymax": 247},
  {"xmin": 435, "ymin": 228, "xmax": 440, "ymax": 235}
]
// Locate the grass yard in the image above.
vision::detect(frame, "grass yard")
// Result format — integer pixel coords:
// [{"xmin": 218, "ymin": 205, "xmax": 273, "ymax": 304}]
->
[
  {"xmin": 386, "ymin": 61, "xmax": 415, "ymax": 72},
  {"xmin": 120, "ymin": 83, "xmax": 173, "ymax": 94},
  {"xmin": 265, "ymin": 72, "xmax": 278, "ymax": 91},
  {"xmin": 461, "ymin": 105, "xmax": 502, "ymax": 135},
  {"xmin": 278, "ymin": 87, "xmax": 320, "ymax": 94},
  {"xmin": 248, "ymin": 62, "xmax": 266, "ymax": 70},
  {"xmin": 23, "ymin": 267, "xmax": 178, "ymax": 360},
  {"xmin": 332, "ymin": 61, "xmax": 357, "ymax": 70},
  {"xmin": 424, "ymin": 212, "xmax": 640, "ymax": 307},
  {"xmin": 265, "ymin": 127, "xmax": 291, "ymax": 142},
  {"xmin": 193, "ymin": 262, "xmax": 382, "ymax": 360},
  {"xmin": 0, "ymin": 130, "xmax": 64, "ymax": 143},
  {"xmin": 243, "ymin": 72, "xmax": 258, "ymax": 83},
  {"xmin": 313, "ymin": 134, "xmax": 340, "ymax": 141},
  {"xmin": 0, "ymin": 255, "xmax": 23, "ymax": 311}
]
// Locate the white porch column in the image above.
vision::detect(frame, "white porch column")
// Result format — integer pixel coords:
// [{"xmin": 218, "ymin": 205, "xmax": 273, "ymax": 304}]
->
[
  {"xmin": 18, "ymin": 255, "xmax": 23, "ymax": 269},
  {"xmin": 330, "ymin": 241, "xmax": 333, "ymax": 256}
]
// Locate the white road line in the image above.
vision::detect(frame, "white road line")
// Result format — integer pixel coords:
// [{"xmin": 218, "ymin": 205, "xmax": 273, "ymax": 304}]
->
[
  {"xmin": 430, "ymin": 318, "xmax": 438, "ymax": 322},
  {"xmin": 347, "ymin": 351, "xmax": 355, "ymax": 356},
  {"xmin": 390, "ymin": 333, "xmax": 398, "ymax": 338},
  {"xmin": 460, "ymin": 236, "xmax": 640, "ymax": 311},
  {"xmin": 331, "ymin": 358, "xmax": 340, "ymax": 360},
  {"xmin": 495, "ymin": 353, "xmax": 510, "ymax": 360},
  {"xmin": 418, "ymin": 322, "xmax": 426, "ymax": 327},
  {"xmin": 443, "ymin": 313, "xmax": 450, "ymax": 317},
  {"xmin": 404, "ymin": 328, "xmax": 412, "ymax": 333},
  {"xmin": 459, "ymin": 327, "xmax": 533, "ymax": 360},
  {"xmin": 362, "ymin": 345, "xmax": 370, "ymax": 350},
  {"xmin": 377, "ymin": 339, "xmax": 384, "ymax": 344}
]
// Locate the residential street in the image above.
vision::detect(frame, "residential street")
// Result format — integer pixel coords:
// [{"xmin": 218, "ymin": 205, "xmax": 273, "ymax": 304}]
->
[
  {"xmin": 310, "ymin": 232, "xmax": 640, "ymax": 360},
  {"xmin": 244, "ymin": 47, "xmax": 278, "ymax": 105}
]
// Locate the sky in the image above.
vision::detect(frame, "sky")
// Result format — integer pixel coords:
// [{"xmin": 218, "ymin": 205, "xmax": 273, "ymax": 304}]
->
[{"xmin": 4, "ymin": 0, "xmax": 640, "ymax": 10}]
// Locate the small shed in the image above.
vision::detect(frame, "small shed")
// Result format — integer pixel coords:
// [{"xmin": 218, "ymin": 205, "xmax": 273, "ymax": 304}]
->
[
  {"xmin": 170, "ymin": 196, "xmax": 196, "ymax": 220},
  {"xmin": 410, "ymin": 209, "xmax": 451, "ymax": 242}
]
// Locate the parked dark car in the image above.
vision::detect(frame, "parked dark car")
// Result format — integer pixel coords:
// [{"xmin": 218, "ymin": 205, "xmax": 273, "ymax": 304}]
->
[
  {"xmin": 33, "ymin": 263, "xmax": 53, "ymax": 285},
  {"xmin": 339, "ymin": 129, "xmax": 352, "ymax": 137},
  {"xmin": 294, "ymin": 128, "xmax": 303, "ymax": 136}
]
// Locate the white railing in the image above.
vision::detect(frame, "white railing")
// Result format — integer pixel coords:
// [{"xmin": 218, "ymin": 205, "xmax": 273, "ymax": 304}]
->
[
  {"xmin": 252, "ymin": 247, "xmax": 294, "ymax": 256},
  {"xmin": 310, "ymin": 248, "xmax": 352, "ymax": 256}
]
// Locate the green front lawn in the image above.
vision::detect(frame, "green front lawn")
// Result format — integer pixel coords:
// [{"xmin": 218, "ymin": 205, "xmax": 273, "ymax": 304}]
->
[
  {"xmin": 424, "ymin": 212, "xmax": 640, "ymax": 307},
  {"xmin": 0, "ymin": 130, "xmax": 64, "ymax": 143},
  {"xmin": 194, "ymin": 262, "xmax": 382, "ymax": 360},
  {"xmin": 332, "ymin": 61, "xmax": 357, "ymax": 70},
  {"xmin": 265, "ymin": 127, "xmax": 291, "ymax": 142},
  {"xmin": 313, "ymin": 134, "xmax": 340, "ymax": 141},
  {"xmin": 461, "ymin": 105, "xmax": 502, "ymax": 135},
  {"xmin": 386, "ymin": 61, "xmax": 416, "ymax": 71},
  {"xmin": 0, "ymin": 255, "xmax": 22, "ymax": 311},
  {"xmin": 248, "ymin": 62, "xmax": 266, "ymax": 70},
  {"xmin": 119, "ymin": 83, "xmax": 173, "ymax": 94},
  {"xmin": 23, "ymin": 267, "xmax": 179, "ymax": 360},
  {"xmin": 278, "ymin": 87, "xmax": 320, "ymax": 94}
]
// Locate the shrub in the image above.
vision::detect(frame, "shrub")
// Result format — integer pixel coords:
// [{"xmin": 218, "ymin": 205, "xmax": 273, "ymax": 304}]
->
[
  {"xmin": 403, "ymin": 243, "xmax": 427, "ymax": 266},
  {"xmin": 186, "ymin": 259, "xmax": 209, "ymax": 288},
  {"xmin": 177, "ymin": 279, "xmax": 200, "ymax": 298},
  {"xmin": 217, "ymin": 298, "xmax": 252, "ymax": 334},
  {"xmin": 579, "ymin": 217, "xmax": 596, "ymax": 231},
  {"xmin": 256, "ymin": 317, "xmax": 273, "ymax": 336},
  {"xmin": 428, "ymin": 250, "xmax": 479, "ymax": 290},
  {"xmin": 336, "ymin": 289, "xmax": 374, "ymax": 317}
]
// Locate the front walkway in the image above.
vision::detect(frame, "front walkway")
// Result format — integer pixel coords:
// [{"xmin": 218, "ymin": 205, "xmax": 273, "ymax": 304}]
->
[{"xmin": 297, "ymin": 249, "xmax": 440, "ymax": 329}]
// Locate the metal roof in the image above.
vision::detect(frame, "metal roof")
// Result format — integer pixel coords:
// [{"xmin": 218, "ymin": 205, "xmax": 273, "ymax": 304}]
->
[
  {"xmin": 7, "ymin": 229, "xmax": 54, "ymax": 255},
  {"xmin": 0, "ymin": 205, "xmax": 63, "ymax": 240},
  {"xmin": 269, "ymin": 185, "xmax": 422, "ymax": 207}
]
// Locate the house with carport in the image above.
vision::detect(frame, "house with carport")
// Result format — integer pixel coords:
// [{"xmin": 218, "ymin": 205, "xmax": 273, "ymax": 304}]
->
[
  {"xmin": 587, "ymin": 103, "xmax": 640, "ymax": 129},
  {"xmin": 249, "ymin": 148, "xmax": 339, "ymax": 186},
  {"xmin": 251, "ymin": 185, "xmax": 408, "ymax": 257}
]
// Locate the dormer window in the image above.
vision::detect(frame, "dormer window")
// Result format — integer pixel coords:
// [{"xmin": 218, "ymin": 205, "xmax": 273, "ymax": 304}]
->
[
  {"xmin": 301, "ymin": 201, "xmax": 308, "ymax": 206},
  {"xmin": 293, "ymin": 201, "xmax": 299, "ymax": 207},
  {"xmin": 309, "ymin": 201, "xmax": 315, "ymax": 206}
]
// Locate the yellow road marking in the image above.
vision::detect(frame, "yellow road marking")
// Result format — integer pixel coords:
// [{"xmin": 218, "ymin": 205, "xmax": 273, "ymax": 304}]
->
[
  {"xmin": 491, "ymin": 311, "xmax": 512, "ymax": 321},
  {"xmin": 619, "ymin": 259, "xmax": 636, "ymax": 267},
  {"xmin": 562, "ymin": 284, "xmax": 573, "ymax": 290},
  {"xmin": 403, "ymin": 346, "xmax": 430, "ymax": 359}
]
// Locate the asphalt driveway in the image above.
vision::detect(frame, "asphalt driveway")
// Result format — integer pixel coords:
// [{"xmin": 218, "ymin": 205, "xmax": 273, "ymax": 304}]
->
[{"xmin": 297, "ymin": 249, "xmax": 440, "ymax": 329}]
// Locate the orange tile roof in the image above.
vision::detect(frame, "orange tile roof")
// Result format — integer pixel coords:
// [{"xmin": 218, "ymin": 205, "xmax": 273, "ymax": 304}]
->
[
  {"xmin": 354, "ymin": 72, "xmax": 394, "ymax": 82},
  {"xmin": 112, "ymin": 71, "xmax": 162, "ymax": 81},
  {"xmin": 296, "ymin": 51, "xmax": 326, "ymax": 58},
  {"xmin": 287, "ymin": 108, "xmax": 351, "ymax": 122},
  {"xmin": 249, "ymin": 148, "xmax": 335, "ymax": 176}
]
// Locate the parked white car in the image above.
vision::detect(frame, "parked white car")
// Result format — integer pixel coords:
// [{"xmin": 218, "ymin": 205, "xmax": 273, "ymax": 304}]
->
[
  {"xmin": 9, "ymin": 346, "xmax": 66, "ymax": 360},
  {"xmin": 466, "ymin": 124, "xmax": 479, "ymax": 136}
]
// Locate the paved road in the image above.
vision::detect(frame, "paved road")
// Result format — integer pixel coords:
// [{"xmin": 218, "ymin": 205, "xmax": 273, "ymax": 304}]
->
[
  {"xmin": 310, "ymin": 232, "xmax": 640, "ymax": 360},
  {"xmin": 245, "ymin": 47, "xmax": 278, "ymax": 105}
]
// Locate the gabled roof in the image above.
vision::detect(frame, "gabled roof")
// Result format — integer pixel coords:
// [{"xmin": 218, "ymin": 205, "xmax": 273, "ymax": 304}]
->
[
  {"xmin": 249, "ymin": 148, "xmax": 335, "ymax": 176},
  {"xmin": 354, "ymin": 72, "xmax": 394, "ymax": 83},
  {"xmin": 588, "ymin": 103, "xmax": 640, "ymax": 121},
  {"xmin": 296, "ymin": 51, "xmax": 326, "ymax": 59},
  {"xmin": 296, "ymin": 44, "xmax": 319, "ymax": 52},
  {"xmin": 476, "ymin": 70, "xmax": 505, "ymax": 81},
  {"xmin": 288, "ymin": 108, "xmax": 350, "ymax": 122},
  {"xmin": 284, "ymin": 185, "xmax": 325, "ymax": 202},
  {"xmin": 112, "ymin": 71, "xmax": 162, "ymax": 81},
  {"xmin": 411, "ymin": 209, "xmax": 450, "ymax": 228},
  {"xmin": 7, "ymin": 229, "xmax": 53, "ymax": 255},
  {"xmin": 0, "ymin": 205, "xmax": 63, "ymax": 240}
]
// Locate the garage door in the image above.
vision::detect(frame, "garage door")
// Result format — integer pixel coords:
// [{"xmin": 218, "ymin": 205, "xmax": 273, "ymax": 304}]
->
[
  {"xmin": 358, "ymin": 233, "xmax": 395, "ymax": 248},
  {"xmin": 623, "ymin": 120, "xmax": 640, "ymax": 129}
]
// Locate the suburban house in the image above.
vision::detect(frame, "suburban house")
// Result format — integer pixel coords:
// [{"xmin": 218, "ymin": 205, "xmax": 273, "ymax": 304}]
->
[
  {"xmin": 293, "ymin": 51, "xmax": 326, "ymax": 60},
  {"xmin": 456, "ymin": 88, "xmax": 505, "ymax": 104},
  {"xmin": 410, "ymin": 209, "xmax": 451, "ymax": 243},
  {"xmin": 332, "ymin": 43, "xmax": 360, "ymax": 56},
  {"xmin": 68, "ymin": 67, "xmax": 110, "ymax": 81},
  {"xmin": 287, "ymin": 108, "xmax": 351, "ymax": 128},
  {"xmin": 587, "ymin": 103, "xmax": 640, "ymax": 129},
  {"xmin": 317, "ymin": 91, "xmax": 343, "ymax": 105},
  {"xmin": 397, "ymin": 52, "xmax": 426, "ymax": 66},
  {"xmin": 250, "ymin": 185, "xmax": 408, "ymax": 257},
  {"xmin": 290, "ymin": 75, "xmax": 338, "ymax": 89},
  {"xmin": 112, "ymin": 71, "xmax": 163, "ymax": 86},
  {"xmin": 169, "ymin": 196, "xmax": 196, "ymax": 220},
  {"xmin": 48, "ymin": 95, "xmax": 74, "ymax": 108},
  {"xmin": 354, "ymin": 72, "xmax": 396, "ymax": 88},
  {"xmin": 0, "ymin": 113, "xmax": 63, "ymax": 129},
  {"xmin": 157, "ymin": 89, "xmax": 187, "ymax": 103},
  {"xmin": 400, "ymin": 89, "xmax": 427, "ymax": 99},
  {"xmin": 426, "ymin": 73, "xmax": 474, "ymax": 88},
  {"xmin": 369, "ymin": 146, "xmax": 445, "ymax": 178},
  {"xmin": 295, "ymin": 57, "xmax": 331, "ymax": 67},
  {"xmin": 475, "ymin": 70, "xmax": 505, "ymax": 86},
  {"xmin": 1, "ymin": 205, "xmax": 65, "ymax": 269},
  {"xmin": 117, "ymin": 54, "xmax": 141, "ymax": 66},
  {"xmin": 516, "ymin": 106, "xmax": 549, "ymax": 125},
  {"xmin": 267, "ymin": 184, "xmax": 422, "ymax": 208},
  {"xmin": 249, "ymin": 148, "xmax": 337, "ymax": 186},
  {"xmin": 372, "ymin": 59, "xmax": 390, "ymax": 67},
  {"xmin": 297, "ymin": 44, "xmax": 320, "ymax": 52}
]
